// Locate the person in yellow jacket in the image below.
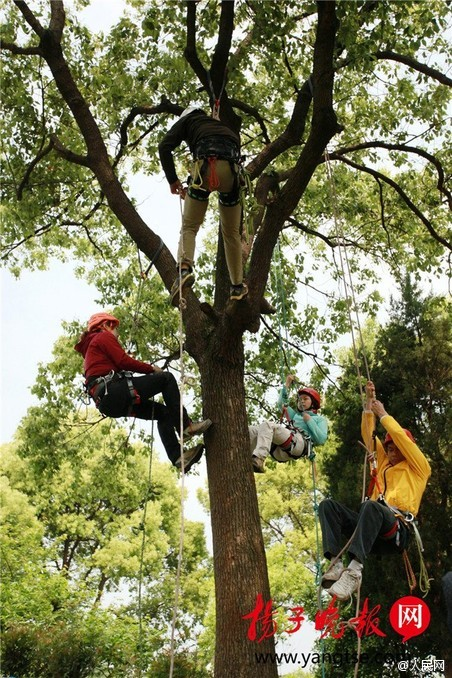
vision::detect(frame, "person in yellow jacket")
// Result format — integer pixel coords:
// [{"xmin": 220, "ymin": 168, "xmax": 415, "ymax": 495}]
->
[{"xmin": 318, "ymin": 381, "xmax": 431, "ymax": 601}]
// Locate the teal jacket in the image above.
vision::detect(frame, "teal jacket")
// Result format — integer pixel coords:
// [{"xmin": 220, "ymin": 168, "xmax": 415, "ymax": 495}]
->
[{"xmin": 277, "ymin": 386, "xmax": 328, "ymax": 446}]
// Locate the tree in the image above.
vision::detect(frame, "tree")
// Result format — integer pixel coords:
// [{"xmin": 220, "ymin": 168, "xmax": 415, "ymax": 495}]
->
[
  {"xmin": 1, "ymin": 400, "xmax": 213, "ymax": 676},
  {"xmin": 1, "ymin": 2, "xmax": 451, "ymax": 675}
]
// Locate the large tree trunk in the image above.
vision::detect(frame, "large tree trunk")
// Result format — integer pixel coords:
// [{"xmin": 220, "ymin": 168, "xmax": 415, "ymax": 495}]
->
[{"xmin": 198, "ymin": 326, "xmax": 278, "ymax": 677}]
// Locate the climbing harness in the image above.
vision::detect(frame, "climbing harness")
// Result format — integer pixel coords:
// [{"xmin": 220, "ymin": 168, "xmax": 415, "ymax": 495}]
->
[
  {"xmin": 190, "ymin": 135, "xmax": 241, "ymax": 196},
  {"xmin": 273, "ymin": 405, "xmax": 313, "ymax": 461},
  {"xmin": 85, "ymin": 370, "xmax": 141, "ymax": 416}
]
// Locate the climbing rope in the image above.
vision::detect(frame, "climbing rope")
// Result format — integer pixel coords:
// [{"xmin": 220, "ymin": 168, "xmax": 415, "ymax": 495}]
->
[
  {"xmin": 137, "ymin": 406, "xmax": 155, "ymax": 678},
  {"xmin": 168, "ymin": 197, "xmax": 189, "ymax": 678},
  {"xmin": 206, "ymin": 68, "xmax": 226, "ymax": 120},
  {"xmin": 125, "ymin": 240, "xmax": 164, "ymax": 354},
  {"xmin": 273, "ymin": 238, "xmax": 292, "ymax": 383},
  {"xmin": 325, "ymin": 151, "xmax": 371, "ymax": 402},
  {"xmin": 321, "ymin": 153, "xmax": 378, "ymax": 677}
]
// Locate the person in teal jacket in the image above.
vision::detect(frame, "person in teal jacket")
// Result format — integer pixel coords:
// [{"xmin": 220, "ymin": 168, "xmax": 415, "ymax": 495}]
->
[{"xmin": 250, "ymin": 374, "xmax": 328, "ymax": 473}]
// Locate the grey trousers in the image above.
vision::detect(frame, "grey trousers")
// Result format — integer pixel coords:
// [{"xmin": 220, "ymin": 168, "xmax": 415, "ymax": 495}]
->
[
  {"xmin": 249, "ymin": 421, "xmax": 306, "ymax": 463},
  {"xmin": 318, "ymin": 498, "xmax": 410, "ymax": 563}
]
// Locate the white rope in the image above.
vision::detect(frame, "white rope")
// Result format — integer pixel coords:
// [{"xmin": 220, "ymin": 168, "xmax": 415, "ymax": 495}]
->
[
  {"xmin": 168, "ymin": 196, "xmax": 188, "ymax": 678},
  {"xmin": 137, "ymin": 407, "xmax": 155, "ymax": 678},
  {"xmin": 325, "ymin": 151, "xmax": 371, "ymax": 404},
  {"xmin": 324, "ymin": 152, "xmax": 371, "ymax": 677}
]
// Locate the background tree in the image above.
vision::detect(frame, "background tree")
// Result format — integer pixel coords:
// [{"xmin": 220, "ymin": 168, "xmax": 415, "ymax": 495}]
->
[
  {"xmin": 1, "ymin": 342, "xmax": 212, "ymax": 676},
  {"xmin": 1, "ymin": 1, "xmax": 451, "ymax": 675}
]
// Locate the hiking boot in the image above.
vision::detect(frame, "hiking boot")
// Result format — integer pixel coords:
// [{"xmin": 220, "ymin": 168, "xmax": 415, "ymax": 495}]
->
[
  {"xmin": 328, "ymin": 567, "xmax": 362, "ymax": 601},
  {"xmin": 175, "ymin": 443, "xmax": 204, "ymax": 473},
  {"xmin": 230, "ymin": 283, "xmax": 249, "ymax": 301},
  {"xmin": 321, "ymin": 560, "xmax": 345, "ymax": 589},
  {"xmin": 183, "ymin": 418, "xmax": 212, "ymax": 441},
  {"xmin": 252, "ymin": 455, "xmax": 265, "ymax": 473},
  {"xmin": 170, "ymin": 269, "xmax": 195, "ymax": 306}
]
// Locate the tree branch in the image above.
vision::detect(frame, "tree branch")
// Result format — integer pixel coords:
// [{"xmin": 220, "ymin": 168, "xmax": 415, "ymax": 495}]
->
[
  {"xmin": 209, "ymin": 0, "xmax": 235, "ymax": 101},
  {"xmin": 229, "ymin": 98, "xmax": 271, "ymax": 144},
  {"xmin": 49, "ymin": 0, "xmax": 65, "ymax": 43},
  {"xmin": 329, "ymin": 153, "xmax": 452, "ymax": 251},
  {"xmin": 118, "ymin": 99, "xmax": 181, "ymax": 153},
  {"xmin": 285, "ymin": 216, "xmax": 342, "ymax": 248},
  {"xmin": 376, "ymin": 49, "xmax": 452, "ymax": 88},
  {"xmin": 333, "ymin": 141, "xmax": 452, "ymax": 210},
  {"xmin": 184, "ymin": 0, "xmax": 208, "ymax": 88},
  {"xmin": 50, "ymin": 133, "xmax": 91, "ymax": 167},
  {"xmin": 0, "ymin": 39, "xmax": 41, "ymax": 55},
  {"xmin": 1, "ymin": 224, "xmax": 53, "ymax": 260},
  {"xmin": 245, "ymin": 77, "xmax": 314, "ymax": 180},
  {"xmin": 247, "ymin": 1, "xmax": 341, "ymax": 319},
  {"xmin": 17, "ymin": 139, "xmax": 54, "ymax": 199},
  {"xmin": 14, "ymin": 0, "xmax": 45, "ymax": 37}
]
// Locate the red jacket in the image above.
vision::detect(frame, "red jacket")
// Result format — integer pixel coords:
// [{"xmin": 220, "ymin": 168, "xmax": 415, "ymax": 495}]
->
[{"xmin": 74, "ymin": 330, "xmax": 155, "ymax": 379}]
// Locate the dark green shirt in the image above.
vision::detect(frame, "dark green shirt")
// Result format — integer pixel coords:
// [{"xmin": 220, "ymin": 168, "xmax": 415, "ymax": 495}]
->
[{"xmin": 158, "ymin": 111, "xmax": 240, "ymax": 184}]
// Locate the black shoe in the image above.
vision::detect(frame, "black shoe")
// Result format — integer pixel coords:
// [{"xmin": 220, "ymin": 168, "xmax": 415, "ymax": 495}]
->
[
  {"xmin": 183, "ymin": 418, "xmax": 212, "ymax": 441},
  {"xmin": 230, "ymin": 283, "xmax": 248, "ymax": 301},
  {"xmin": 252, "ymin": 455, "xmax": 265, "ymax": 473},
  {"xmin": 175, "ymin": 443, "xmax": 204, "ymax": 473}
]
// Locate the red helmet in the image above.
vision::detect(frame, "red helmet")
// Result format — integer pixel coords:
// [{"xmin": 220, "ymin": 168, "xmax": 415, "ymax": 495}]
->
[
  {"xmin": 297, "ymin": 387, "xmax": 321, "ymax": 411},
  {"xmin": 384, "ymin": 429, "xmax": 415, "ymax": 446},
  {"xmin": 87, "ymin": 312, "xmax": 120, "ymax": 332}
]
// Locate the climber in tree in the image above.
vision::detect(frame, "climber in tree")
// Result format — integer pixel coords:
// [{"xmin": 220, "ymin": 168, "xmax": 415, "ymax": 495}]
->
[
  {"xmin": 250, "ymin": 374, "xmax": 328, "ymax": 474},
  {"xmin": 75, "ymin": 312, "xmax": 211, "ymax": 472},
  {"xmin": 318, "ymin": 380, "xmax": 431, "ymax": 601},
  {"xmin": 158, "ymin": 106, "xmax": 247, "ymax": 304}
]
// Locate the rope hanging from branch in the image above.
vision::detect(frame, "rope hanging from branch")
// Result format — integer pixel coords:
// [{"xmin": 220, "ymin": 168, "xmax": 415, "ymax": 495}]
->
[{"xmin": 168, "ymin": 197, "xmax": 190, "ymax": 678}]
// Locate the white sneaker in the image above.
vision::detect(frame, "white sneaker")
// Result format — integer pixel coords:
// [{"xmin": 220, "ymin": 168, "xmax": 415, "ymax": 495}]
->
[
  {"xmin": 183, "ymin": 418, "xmax": 212, "ymax": 441},
  {"xmin": 252, "ymin": 455, "xmax": 265, "ymax": 473},
  {"xmin": 321, "ymin": 560, "xmax": 344, "ymax": 589},
  {"xmin": 328, "ymin": 568, "xmax": 362, "ymax": 601},
  {"xmin": 175, "ymin": 443, "xmax": 204, "ymax": 473}
]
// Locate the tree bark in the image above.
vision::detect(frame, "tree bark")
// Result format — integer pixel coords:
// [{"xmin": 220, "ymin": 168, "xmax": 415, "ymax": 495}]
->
[{"xmin": 199, "ymin": 331, "xmax": 277, "ymax": 676}]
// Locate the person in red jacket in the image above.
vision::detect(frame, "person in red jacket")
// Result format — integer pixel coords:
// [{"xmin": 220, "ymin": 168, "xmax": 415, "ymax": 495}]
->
[{"xmin": 74, "ymin": 312, "xmax": 211, "ymax": 472}]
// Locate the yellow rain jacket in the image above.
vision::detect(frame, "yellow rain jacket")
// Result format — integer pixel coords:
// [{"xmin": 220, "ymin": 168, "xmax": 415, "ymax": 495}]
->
[{"xmin": 361, "ymin": 411, "xmax": 431, "ymax": 516}]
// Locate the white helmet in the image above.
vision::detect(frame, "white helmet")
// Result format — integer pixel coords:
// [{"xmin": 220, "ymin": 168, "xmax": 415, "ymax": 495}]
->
[{"xmin": 180, "ymin": 106, "xmax": 204, "ymax": 119}]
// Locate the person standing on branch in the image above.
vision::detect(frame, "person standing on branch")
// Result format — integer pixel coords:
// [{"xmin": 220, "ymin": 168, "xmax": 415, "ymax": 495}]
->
[
  {"xmin": 74, "ymin": 312, "xmax": 212, "ymax": 472},
  {"xmin": 250, "ymin": 374, "xmax": 328, "ymax": 474},
  {"xmin": 318, "ymin": 380, "xmax": 431, "ymax": 601},
  {"xmin": 158, "ymin": 107, "xmax": 247, "ymax": 304}
]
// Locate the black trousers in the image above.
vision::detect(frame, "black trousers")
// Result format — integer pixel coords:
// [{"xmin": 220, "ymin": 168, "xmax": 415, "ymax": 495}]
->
[
  {"xmin": 98, "ymin": 372, "xmax": 190, "ymax": 465},
  {"xmin": 318, "ymin": 498, "xmax": 410, "ymax": 563}
]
